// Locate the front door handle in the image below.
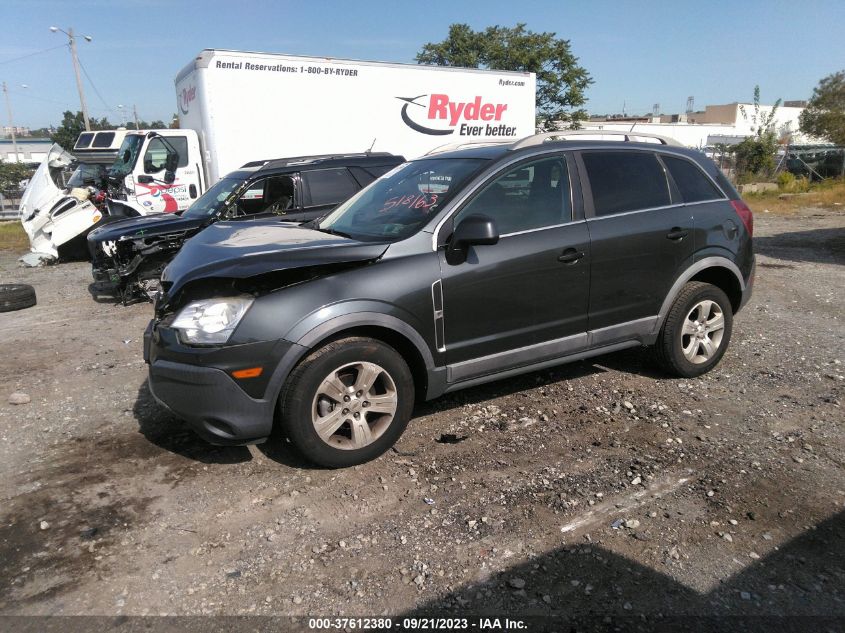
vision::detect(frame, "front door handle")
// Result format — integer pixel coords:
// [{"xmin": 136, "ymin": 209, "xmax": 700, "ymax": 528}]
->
[
  {"xmin": 558, "ymin": 248, "xmax": 584, "ymax": 264},
  {"xmin": 667, "ymin": 227, "xmax": 689, "ymax": 240}
]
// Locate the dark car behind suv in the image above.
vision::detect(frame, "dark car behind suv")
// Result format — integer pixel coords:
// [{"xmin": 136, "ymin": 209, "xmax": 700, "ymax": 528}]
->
[
  {"xmin": 87, "ymin": 152, "xmax": 404, "ymax": 302},
  {"xmin": 144, "ymin": 132, "xmax": 754, "ymax": 468}
]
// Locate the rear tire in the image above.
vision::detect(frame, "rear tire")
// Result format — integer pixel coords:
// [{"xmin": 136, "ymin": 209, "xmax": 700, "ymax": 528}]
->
[
  {"xmin": 279, "ymin": 336, "xmax": 414, "ymax": 468},
  {"xmin": 654, "ymin": 281, "xmax": 733, "ymax": 378},
  {"xmin": 0, "ymin": 284, "xmax": 36, "ymax": 312}
]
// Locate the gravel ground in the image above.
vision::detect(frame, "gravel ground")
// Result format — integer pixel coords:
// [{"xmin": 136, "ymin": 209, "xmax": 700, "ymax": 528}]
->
[{"xmin": 0, "ymin": 207, "xmax": 843, "ymax": 621}]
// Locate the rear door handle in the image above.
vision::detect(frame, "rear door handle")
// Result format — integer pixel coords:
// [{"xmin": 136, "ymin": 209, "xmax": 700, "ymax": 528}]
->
[
  {"xmin": 558, "ymin": 248, "xmax": 584, "ymax": 264},
  {"xmin": 667, "ymin": 227, "xmax": 688, "ymax": 240}
]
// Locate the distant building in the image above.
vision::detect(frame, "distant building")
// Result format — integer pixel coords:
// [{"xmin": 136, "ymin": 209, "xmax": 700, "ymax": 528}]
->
[
  {"xmin": 581, "ymin": 100, "xmax": 819, "ymax": 148},
  {"xmin": 0, "ymin": 138, "xmax": 54, "ymax": 163},
  {"xmin": 2, "ymin": 126, "xmax": 31, "ymax": 138}
]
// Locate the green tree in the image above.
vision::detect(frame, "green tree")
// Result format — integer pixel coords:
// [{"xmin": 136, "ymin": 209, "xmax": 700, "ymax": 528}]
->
[
  {"xmin": 0, "ymin": 161, "xmax": 34, "ymax": 190},
  {"xmin": 50, "ymin": 111, "xmax": 114, "ymax": 150},
  {"xmin": 734, "ymin": 86, "xmax": 781, "ymax": 179},
  {"xmin": 739, "ymin": 85, "xmax": 781, "ymax": 137},
  {"xmin": 417, "ymin": 23, "xmax": 593, "ymax": 130},
  {"xmin": 799, "ymin": 70, "xmax": 845, "ymax": 145},
  {"xmin": 28, "ymin": 127, "xmax": 54, "ymax": 138}
]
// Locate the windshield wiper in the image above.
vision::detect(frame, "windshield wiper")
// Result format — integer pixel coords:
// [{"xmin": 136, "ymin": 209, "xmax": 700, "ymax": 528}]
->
[{"xmin": 315, "ymin": 226, "xmax": 354, "ymax": 239}]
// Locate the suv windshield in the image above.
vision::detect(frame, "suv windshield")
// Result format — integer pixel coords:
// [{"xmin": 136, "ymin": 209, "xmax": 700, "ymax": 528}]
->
[
  {"xmin": 182, "ymin": 176, "xmax": 247, "ymax": 219},
  {"xmin": 317, "ymin": 158, "xmax": 487, "ymax": 242},
  {"xmin": 109, "ymin": 135, "xmax": 144, "ymax": 177}
]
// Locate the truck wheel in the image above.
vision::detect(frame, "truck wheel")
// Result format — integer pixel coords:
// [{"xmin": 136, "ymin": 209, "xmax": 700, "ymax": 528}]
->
[
  {"xmin": 0, "ymin": 284, "xmax": 37, "ymax": 313},
  {"xmin": 279, "ymin": 337, "xmax": 415, "ymax": 468},
  {"xmin": 654, "ymin": 281, "xmax": 733, "ymax": 378}
]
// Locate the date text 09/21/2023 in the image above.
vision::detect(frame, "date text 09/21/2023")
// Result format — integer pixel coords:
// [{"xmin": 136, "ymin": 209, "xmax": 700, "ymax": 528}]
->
[{"xmin": 307, "ymin": 617, "xmax": 528, "ymax": 630}]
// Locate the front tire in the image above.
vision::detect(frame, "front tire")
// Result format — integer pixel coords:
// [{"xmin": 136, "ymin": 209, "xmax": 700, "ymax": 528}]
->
[
  {"xmin": 279, "ymin": 337, "xmax": 414, "ymax": 468},
  {"xmin": 654, "ymin": 281, "xmax": 733, "ymax": 378}
]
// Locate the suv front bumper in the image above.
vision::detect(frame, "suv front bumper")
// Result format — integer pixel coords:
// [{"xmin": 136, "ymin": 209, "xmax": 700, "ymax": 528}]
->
[
  {"xmin": 148, "ymin": 359, "xmax": 273, "ymax": 444},
  {"xmin": 144, "ymin": 320, "xmax": 304, "ymax": 445}
]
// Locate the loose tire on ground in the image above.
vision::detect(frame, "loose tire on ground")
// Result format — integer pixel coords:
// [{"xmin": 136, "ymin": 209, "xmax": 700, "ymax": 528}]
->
[
  {"xmin": 279, "ymin": 336, "xmax": 415, "ymax": 468},
  {"xmin": 0, "ymin": 284, "xmax": 36, "ymax": 313},
  {"xmin": 653, "ymin": 281, "xmax": 733, "ymax": 378}
]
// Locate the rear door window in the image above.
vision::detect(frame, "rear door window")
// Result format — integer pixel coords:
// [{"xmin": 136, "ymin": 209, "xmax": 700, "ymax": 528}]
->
[
  {"xmin": 662, "ymin": 155, "xmax": 724, "ymax": 203},
  {"xmin": 582, "ymin": 151, "xmax": 671, "ymax": 216},
  {"xmin": 302, "ymin": 168, "xmax": 359, "ymax": 207}
]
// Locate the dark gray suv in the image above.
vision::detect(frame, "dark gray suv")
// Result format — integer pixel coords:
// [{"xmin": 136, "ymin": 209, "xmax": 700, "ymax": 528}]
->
[{"xmin": 145, "ymin": 132, "xmax": 755, "ymax": 467}]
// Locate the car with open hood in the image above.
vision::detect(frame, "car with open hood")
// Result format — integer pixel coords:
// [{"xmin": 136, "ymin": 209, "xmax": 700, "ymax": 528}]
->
[
  {"xmin": 145, "ymin": 131, "xmax": 755, "ymax": 468},
  {"xmin": 87, "ymin": 152, "xmax": 404, "ymax": 303},
  {"xmin": 20, "ymin": 143, "xmax": 106, "ymax": 261},
  {"xmin": 19, "ymin": 132, "xmax": 130, "ymax": 263}
]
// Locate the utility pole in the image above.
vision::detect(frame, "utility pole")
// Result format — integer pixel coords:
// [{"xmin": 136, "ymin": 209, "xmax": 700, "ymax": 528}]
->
[
  {"xmin": 2, "ymin": 82, "xmax": 20, "ymax": 162},
  {"xmin": 50, "ymin": 26, "xmax": 93, "ymax": 131},
  {"xmin": 133, "ymin": 104, "xmax": 140, "ymax": 130}
]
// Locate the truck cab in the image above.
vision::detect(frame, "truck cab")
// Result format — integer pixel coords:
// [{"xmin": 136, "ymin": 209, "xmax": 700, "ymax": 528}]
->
[{"xmin": 107, "ymin": 129, "xmax": 203, "ymax": 215}]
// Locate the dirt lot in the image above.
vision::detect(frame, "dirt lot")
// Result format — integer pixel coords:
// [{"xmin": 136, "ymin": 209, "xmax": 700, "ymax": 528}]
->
[{"xmin": 0, "ymin": 208, "xmax": 843, "ymax": 625}]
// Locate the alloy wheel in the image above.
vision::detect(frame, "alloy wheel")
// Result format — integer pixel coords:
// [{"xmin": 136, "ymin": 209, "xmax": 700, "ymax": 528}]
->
[{"xmin": 311, "ymin": 361, "xmax": 398, "ymax": 450}]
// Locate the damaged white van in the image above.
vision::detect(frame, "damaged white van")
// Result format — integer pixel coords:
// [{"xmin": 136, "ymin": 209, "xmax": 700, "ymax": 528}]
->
[{"xmin": 19, "ymin": 143, "xmax": 107, "ymax": 262}]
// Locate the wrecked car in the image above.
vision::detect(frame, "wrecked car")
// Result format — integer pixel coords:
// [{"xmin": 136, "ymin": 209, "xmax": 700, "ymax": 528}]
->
[
  {"xmin": 87, "ymin": 152, "xmax": 404, "ymax": 302},
  {"xmin": 19, "ymin": 143, "xmax": 109, "ymax": 262},
  {"xmin": 19, "ymin": 131, "xmax": 130, "ymax": 263}
]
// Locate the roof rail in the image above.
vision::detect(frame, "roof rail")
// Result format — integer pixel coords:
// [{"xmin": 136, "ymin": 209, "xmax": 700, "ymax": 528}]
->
[
  {"xmin": 424, "ymin": 140, "xmax": 512, "ymax": 156},
  {"xmin": 249, "ymin": 152, "xmax": 396, "ymax": 169},
  {"xmin": 512, "ymin": 130, "xmax": 684, "ymax": 149}
]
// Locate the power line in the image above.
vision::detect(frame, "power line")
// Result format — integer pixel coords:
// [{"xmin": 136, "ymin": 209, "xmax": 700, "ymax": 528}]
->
[
  {"xmin": 0, "ymin": 44, "xmax": 66, "ymax": 66},
  {"xmin": 8, "ymin": 87, "xmax": 113, "ymax": 113},
  {"xmin": 76, "ymin": 56, "xmax": 111, "ymax": 112}
]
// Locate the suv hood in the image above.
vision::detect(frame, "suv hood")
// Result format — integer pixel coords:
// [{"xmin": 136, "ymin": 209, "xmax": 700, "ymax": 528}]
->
[
  {"xmin": 88, "ymin": 212, "xmax": 203, "ymax": 244},
  {"xmin": 161, "ymin": 220, "xmax": 388, "ymax": 298}
]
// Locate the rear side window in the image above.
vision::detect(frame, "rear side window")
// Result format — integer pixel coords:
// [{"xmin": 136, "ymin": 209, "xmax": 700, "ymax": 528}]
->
[
  {"xmin": 348, "ymin": 166, "xmax": 376, "ymax": 187},
  {"xmin": 91, "ymin": 132, "xmax": 116, "ymax": 148},
  {"xmin": 582, "ymin": 151, "xmax": 670, "ymax": 216},
  {"xmin": 303, "ymin": 168, "xmax": 359, "ymax": 207},
  {"xmin": 75, "ymin": 133, "xmax": 94, "ymax": 149},
  {"xmin": 663, "ymin": 156, "xmax": 724, "ymax": 203}
]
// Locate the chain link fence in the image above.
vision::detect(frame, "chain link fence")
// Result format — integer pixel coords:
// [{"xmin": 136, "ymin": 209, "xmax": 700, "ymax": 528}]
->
[{"xmin": 0, "ymin": 189, "xmax": 22, "ymax": 220}]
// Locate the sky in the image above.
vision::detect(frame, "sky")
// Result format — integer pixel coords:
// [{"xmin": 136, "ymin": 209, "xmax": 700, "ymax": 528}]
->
[{"xmin": 1, "ymin": 0, "xmax": 842, "ymax": 130}]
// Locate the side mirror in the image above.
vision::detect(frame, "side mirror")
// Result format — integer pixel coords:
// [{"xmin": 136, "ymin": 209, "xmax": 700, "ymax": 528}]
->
[
  {"xmin": 163, "ymin": 170, "xmax": 176, "ymax": 184},
  {"xmin": 137, "ymin": 174, "xmax": 154, "ymax": 184},
  {"xmin": 165, "ymin": 151, "xmax": 178, "ymax": 173},
  {"xmin": 446, "ymin": 214, "xmax": 499, "ymax": 264}
]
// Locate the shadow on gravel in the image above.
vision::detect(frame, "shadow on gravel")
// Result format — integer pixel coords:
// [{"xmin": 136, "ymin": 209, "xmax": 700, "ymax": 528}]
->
[
  {"xmin": 86, "ymin": 282, "xmax": 123, "ymax": 305},
  {"xmin": 255, "ymin": 434, "xmax": 324, "ymax": 470},
  {"xmin": 132, "ymin": 380, "xmax": 252, "ymax": 464},
  {"xmin": 400, "ymin": 509, "xmax": 845, "ymax": 630},
  {"xmin": 755, "ymin": 226, "xmax": 845, "ymax": 265}
]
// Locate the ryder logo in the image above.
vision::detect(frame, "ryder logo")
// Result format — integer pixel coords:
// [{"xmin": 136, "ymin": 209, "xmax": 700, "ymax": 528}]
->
[
  {"xmin": 179, "ymin": 85, "xmax": 196, "ymax": 115},
  {"xmin": 397, "ymin": 94, "xmax": 516, "ymax": 137}
]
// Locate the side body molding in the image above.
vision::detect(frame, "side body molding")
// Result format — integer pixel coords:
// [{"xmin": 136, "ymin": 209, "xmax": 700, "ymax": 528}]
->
[{"xmin": 653, "ymin": 256, "xmax": 745, "ymax": 335}]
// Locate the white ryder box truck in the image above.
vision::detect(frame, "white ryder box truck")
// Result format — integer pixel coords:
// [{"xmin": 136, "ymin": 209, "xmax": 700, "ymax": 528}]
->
[{"xmin": 109, "ymin": 49, "xmax": 535, "ymax": 216}]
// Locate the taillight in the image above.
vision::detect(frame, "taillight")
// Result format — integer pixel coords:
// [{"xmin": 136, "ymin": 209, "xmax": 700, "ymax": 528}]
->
[{"xmin": 730, "ymin": 200, "xmax": 753, "ymax": 237}]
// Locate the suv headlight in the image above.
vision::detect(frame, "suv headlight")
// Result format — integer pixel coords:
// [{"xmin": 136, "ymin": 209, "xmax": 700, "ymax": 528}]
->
[{"xmin": 171, "ymin": 296, "xmax": 254, "ymax": 345}]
